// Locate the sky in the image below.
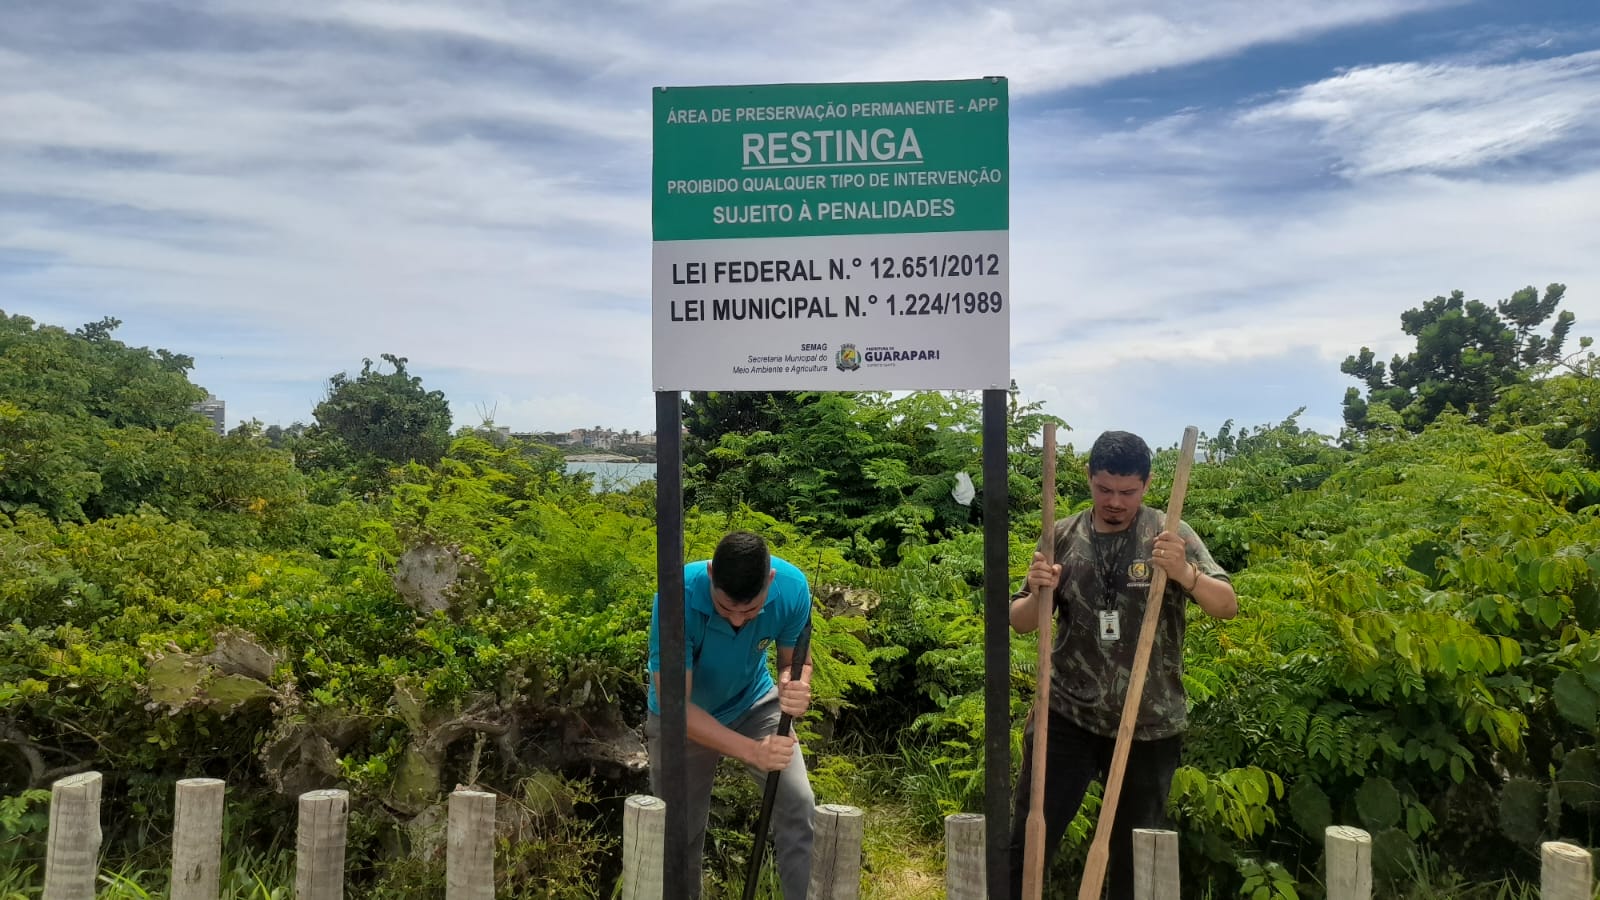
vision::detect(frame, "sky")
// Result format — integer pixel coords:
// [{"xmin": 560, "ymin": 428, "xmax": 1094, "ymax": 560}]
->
[{"xmin": 4, "ymin": 0, "xmax": 1600, "ymax": 449}]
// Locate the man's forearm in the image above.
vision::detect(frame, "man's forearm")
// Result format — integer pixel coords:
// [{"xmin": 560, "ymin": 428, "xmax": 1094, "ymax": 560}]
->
[
  {"xmin": 1187, "ymin": 566, "xmax": 1238, "ymax": 619},
  {"xmin": 1010, "ymin": 588, "xmax": 1043, "ymax": 634},
  {"xmin": 653, "ymin": 670, "xmax": 759, "ymax": 764},
  {"xmin": 686, "ymin": 702, "xmax": 756, "ymax": 765}
]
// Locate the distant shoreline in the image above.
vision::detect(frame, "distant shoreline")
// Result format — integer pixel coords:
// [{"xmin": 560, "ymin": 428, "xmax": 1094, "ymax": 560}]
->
[{"xmin": 566, "ymin": 453, "xmax": 650, "ymax": 463}]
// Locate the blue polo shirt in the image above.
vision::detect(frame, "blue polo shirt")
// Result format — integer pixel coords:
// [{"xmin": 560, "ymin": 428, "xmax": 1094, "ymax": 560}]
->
[{"xmin": 648, "ymin": 557, "xmax": 811, "ymax": 725}]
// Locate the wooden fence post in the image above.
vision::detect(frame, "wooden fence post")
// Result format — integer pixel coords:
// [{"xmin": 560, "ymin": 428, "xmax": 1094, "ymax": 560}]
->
[
  {"xmin": 621, "ymin": 795, "xmax": 666, "ymax": 900},
  {"xmin": 945, "ymin": 812, "xmax": 986, "ymax": 900},
  {"xmin": 447, "ymin": 789, "xmax": 496, "ymax": 900},
  {"xmin": 171, "ymin": 778, "xmax": 226, "ymax": 900},
  {"xmin": 1324, "ymin": 826, "xmax": 1371, "ymax": 900},
  {"xmin": 1541, "ymin": 841, "xmax": 1594, "ymax": 900},
  {"xmin": 1132, "ymin": 828, "xmax": 1179, "ymax": 900},
  {"xmin": 808, "ymin": 804, "xmax": 864, "ymax": 900},
  {"xmin": 43, "ymin": 771, "xmax": 102, "ymax": 900},
  {"xmin": 296, "ymin": 789, "xmax": 349, "ymax": 900}
]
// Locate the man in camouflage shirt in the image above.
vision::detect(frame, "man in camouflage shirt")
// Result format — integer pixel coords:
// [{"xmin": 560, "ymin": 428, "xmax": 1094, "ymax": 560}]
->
[{"xmin": 1007, "ymin": 431, "xmax": 1237, "ymax": 900}]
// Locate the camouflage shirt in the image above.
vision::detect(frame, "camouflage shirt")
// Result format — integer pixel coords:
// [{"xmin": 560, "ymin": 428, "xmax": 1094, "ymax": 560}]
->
[{"xmin": 1032, "ymin": 506, "xmax": 1229, "ymax": 740}]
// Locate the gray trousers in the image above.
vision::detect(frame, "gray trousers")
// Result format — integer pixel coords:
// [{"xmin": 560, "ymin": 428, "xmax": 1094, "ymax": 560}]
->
[{"xmin": 645, "ymin": 688, "xmax": 815, "ymax": 900}]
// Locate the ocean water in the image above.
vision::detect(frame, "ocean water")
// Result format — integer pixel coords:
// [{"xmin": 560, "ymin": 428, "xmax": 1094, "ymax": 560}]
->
[{"xmin": 566, "ymin": 459, "xmax": 658, "ymax": 492}]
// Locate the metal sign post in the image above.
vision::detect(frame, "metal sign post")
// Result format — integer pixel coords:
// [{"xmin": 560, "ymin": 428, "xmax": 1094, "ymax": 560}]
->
[{"xmin": 982, "ymin": 388, "xmax": 1013, "ymax": 898}]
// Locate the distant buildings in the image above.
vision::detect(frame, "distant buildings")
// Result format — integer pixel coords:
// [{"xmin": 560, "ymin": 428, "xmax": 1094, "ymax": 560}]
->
[
  {"xmin": 565, "ymin": 427, "xmax": 655, "ymax": 449},
  {"xmin": 194, "ymin": 394, "xmax": 225, "ymax": 434},
  {"xmin": 471, "ymin": 425, "xmax": 657, "ymax": 452}
]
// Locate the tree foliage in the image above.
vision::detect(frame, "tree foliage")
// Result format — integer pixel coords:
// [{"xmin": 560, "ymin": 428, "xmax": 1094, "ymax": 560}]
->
[
  {"xmin": 0, "ymin": 312, "xmax": 292, "ymax": 524},
  {"xmin": 681, "ymin": 390, "xmax": 809, "ymax": 462},
  {"xmin": 304, "ymin": 353, "xmax": 453, "ymax": 474},
  {"xmin": 1492, "ymin": 346, "xmax": 1600, "ymax": 466},
  {"xmin": 1342, "ymin": 284, "xmax": 1574, "ymax": 432},
  {"xmin": 682, "ymin": 384, "xmax": 1058, "ymax": 563},
  {"xmin": 0, "ymin": 314, "xmax": 205, "ymax": 429},
  {"xmin": 10, "ymin": 304, "xmax": 1600, "ymax": 896}
]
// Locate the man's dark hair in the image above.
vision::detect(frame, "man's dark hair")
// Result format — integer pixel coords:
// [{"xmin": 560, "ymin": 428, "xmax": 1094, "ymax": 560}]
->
[
  {"xmin": 1087, "ymin": 430, "xmax": 1152, "ymax": 481},
  {"xmin": 711, "ymin": 531, "xmax": 771, "ymax": 604}
]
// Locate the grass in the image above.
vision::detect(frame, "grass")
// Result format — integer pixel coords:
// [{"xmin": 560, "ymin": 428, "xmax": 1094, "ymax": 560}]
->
[
  {"xmin": 858, "ymin": 801, "xmax": 945, "ymax": 900},
  {"xmin": 695, "ymin": 744, "xmax": 948, "ymax": 899},
  {"xmin": 0, "ymin": 863, "xmax": 39, "ymax": 900},
  {"xmin": 0, "ymin": 845, "xmax": 294, "ymax": 900},
  {"xmin": 807, "ymin": 744, "xmax": 960, "ymax": 899}
]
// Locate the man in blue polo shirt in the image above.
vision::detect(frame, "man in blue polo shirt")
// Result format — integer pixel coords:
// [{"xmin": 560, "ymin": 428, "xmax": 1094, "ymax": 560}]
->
[{"xmin": 646, "ymin": 530, "xmax": 815, "ymax": 900}]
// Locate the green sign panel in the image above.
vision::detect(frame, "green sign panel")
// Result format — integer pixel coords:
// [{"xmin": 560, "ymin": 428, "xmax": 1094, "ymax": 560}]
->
[{"xmin": 653, "ymin": 79, "xmax": 1008, "ymax": 241}]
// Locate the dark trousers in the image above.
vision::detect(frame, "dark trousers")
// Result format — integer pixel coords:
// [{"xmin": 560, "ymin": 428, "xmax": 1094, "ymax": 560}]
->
[{"xmin": 1008, "ymin": 708, "xmax": 1181, "ymax": 900}]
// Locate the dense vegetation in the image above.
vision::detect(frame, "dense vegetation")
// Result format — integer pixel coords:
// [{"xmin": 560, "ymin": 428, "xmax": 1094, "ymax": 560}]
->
[{"xmin": 3, "ymin": 284, "xmax": 1598, "ymax": 898}]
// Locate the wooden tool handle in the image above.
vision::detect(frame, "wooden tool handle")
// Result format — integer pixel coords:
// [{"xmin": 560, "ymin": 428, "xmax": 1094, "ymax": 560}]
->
[
  {"xmin": 1077, "ymin": 426, "xmax": 1198, "ymax": 900},
  {"xmin": 1022, "ymin": 423, "xmax": 1057, "ymax": 900}
]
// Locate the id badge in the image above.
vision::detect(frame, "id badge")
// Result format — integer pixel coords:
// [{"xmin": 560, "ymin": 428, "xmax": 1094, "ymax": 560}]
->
[{"xmin": 1098, "ymin": 610, "xmax": 1121, "ymax": 642}]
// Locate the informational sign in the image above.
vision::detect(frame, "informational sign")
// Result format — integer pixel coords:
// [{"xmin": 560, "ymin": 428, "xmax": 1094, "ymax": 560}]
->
[{"xmin": 652, "ymin": 78, "xmax": 1009, "ymax": 390}]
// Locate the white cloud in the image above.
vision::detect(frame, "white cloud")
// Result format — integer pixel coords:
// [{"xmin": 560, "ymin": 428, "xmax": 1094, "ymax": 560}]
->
[
  {"xmin": 1002, "ymin": 165, "xmax": 1600, "ymax": 443},
  {"xmin": 1242, "ymin": 50, "xmax": 1600, "ymax": 177},
  {"xmin": 215, "ymin": 0, "xmax": 1455, "ymax": 95},
  {"xmin": 3, "ymin": 0, "xmax": 1597, "ymax": 445}
]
